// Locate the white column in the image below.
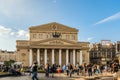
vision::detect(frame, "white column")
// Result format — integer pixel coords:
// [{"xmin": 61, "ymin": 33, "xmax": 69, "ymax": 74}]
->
[
  {"xmin": 66, "ymin": 49, "xmax": 69, "ymax": 65},
  {"xmin": 29, "ymin": 49, "xmax": 33, "ymax": 66},
  {"xmin": 44, "ymin": 49, "xmax": 47, "ymax": 65},
  {"xmin": 52, "ymin": 49, "xmax": 55, "ymax": 64},
  {"xmin": 59, "ymin": 49, "xmax": 62, "ymax": 66},
  {"xmin": 80, "ymin": 50, "xmax": 82, "ymax": 65},
  {"xmin": 73, "ymin": 49, "xmax": 76, "ymax": 66},
  {"xmin": 37, "ymin": 49, "xmax": 40, "ymax": 66}
]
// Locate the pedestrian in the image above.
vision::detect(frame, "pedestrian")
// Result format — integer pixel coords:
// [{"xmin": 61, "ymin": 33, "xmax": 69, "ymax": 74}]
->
[
  {"xmin": 87, "ymin": 64, "xmax": 92, "ymax": 77},
  {"xmin": 100, "ymin": 64, "xmax": 104, "ymax": 74},
  {"xmin": 45, "ymin": 63, "xmax": 49, "ymax": 77},
  {"xmin": 66, "ymin": 65, "xmax": 69, "ymax": 76},
  {"xmin": 69, "ymin": 64, "xmax": 73, "ymax": 77},
  {"xmin": 32, "ymin": 62, "xmax": 39, "ymax": 80},
  {"xmin": 29, "ymin": 65, "xmax": 34, "ymax": 76},
  {"xmin": 50, "ymin": 64, "xmax": 55, "ymax": 78},
  {"xmin": 76, "ymin": 63, "xmax": 79, "ymax": 75},
  {"xmin": 113, "ymin": 72, "xmax": 118, "ymax": 80},
  {"xmin": 62, "ymin": 64, "xmax": 66, "ymax": 73}
]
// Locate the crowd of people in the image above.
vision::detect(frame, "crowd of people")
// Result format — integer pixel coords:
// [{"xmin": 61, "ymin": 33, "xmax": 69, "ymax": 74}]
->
[
  {"xmin": 0, "ymin": 64, "xmax": 22, "ymax": 76},
  {"xmin": 0, "ymin": 61, "xmax": 120, "ymax": 80},
  {"xmin": 41, "ymin": 62, "xmax": 119, "ymax": 77}
]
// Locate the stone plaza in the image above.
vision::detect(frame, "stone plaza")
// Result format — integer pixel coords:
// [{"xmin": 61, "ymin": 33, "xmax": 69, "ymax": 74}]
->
[{"xmin": 0, "ymin": 71, "xmax": 119, "ymax": 80}]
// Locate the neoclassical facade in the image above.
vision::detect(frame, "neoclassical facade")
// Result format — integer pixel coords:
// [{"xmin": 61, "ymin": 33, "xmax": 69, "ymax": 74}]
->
[
  {"xmin": 16, "ymin": 22, "xmax": 90, "ymax": 66},
  {"xmin": 0, "ymin": 50, "xmax": 16, "ymax": 62}
]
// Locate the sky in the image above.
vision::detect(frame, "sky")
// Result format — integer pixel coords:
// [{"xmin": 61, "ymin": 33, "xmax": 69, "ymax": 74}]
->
[{"xmin": 0, "ymin": 0, "xmax": 120, "ymax": 51}]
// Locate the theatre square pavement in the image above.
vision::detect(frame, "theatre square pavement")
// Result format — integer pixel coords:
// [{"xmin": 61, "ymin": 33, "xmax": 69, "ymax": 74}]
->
[
  {"xmin": 0, "ymin": 73, "xmax": 77, "ymax": 80},
  {"xmin": 0, "ymin": 72, "xmax": 117, "ymax": 80}
]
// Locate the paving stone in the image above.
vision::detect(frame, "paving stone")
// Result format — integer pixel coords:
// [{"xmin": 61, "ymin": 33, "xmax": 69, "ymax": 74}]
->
[{"xmin": 0, "ymin": 72, "xmax": 116, "ymax": 80}]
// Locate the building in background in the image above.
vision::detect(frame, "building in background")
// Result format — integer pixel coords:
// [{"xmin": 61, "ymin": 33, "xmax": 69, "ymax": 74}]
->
[
  {"xmin": 116, "ymin": 41, "xmax": 120, "ymax": 64},
  {"xmin": 89, "ymin": 40, "xmax": 116, "ymax": 64},
  {"xmin": 116, "ymin": 41, "xmax": 120, "ymax": 54},
  {"xmin": 0, "ymin": 50, "xmax": 16, "ymax": 63},
  {"xmin": 16, "ymin": 22, "xmax": 90, "ymax": 66}
]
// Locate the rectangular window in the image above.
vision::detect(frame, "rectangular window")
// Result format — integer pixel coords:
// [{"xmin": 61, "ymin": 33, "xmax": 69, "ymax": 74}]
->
[
  {"xmin": 66, "ymin": 34, "xmax": 69, "ymax": 40},
  {"xmin": 72, "ymin": 34, "xmax": 75, "ymax": 40},
  {"xmin": 39, "ymin": 34, "xmax": 43, "ymax": 39},
  {"xmin": 33, "ymin": 34, "xmax": 36, "ymax": 38}
]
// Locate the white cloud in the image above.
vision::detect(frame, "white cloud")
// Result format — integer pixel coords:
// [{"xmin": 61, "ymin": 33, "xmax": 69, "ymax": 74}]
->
[
  {"xmin": 10, "ymin": 32, "xmax": 15, "ymax": 36},
  {"xmin": 87, "ymin": 37, "xmax": 94, "ymax": 41},
  {"xmin": 0, "ymin": 25, "xmax": 29, "ymax": 39},
  {"xmin": 0, "ymin": 25, "xmax": 12, "ymax": 35},
  {"xmin": 0, "ymin": 25, "xmax": 29, "ymax": 51},
  {"xmin": 94, "ymin": 12, "xmax": 120, "ymax": 25},
  {"xmin": 17, "ymin": 30, "xmax": 29, "ymax": 39}
]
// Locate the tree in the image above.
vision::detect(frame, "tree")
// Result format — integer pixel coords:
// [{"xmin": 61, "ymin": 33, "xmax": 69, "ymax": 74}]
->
[{"xmin": 4, "ymin": 59, "xmax": 15, "ymax": 66}]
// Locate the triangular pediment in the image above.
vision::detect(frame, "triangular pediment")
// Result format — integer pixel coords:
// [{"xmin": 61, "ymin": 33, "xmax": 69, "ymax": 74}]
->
[
  {"xmin": 29, "ymin": 22, "xmax": 78, "ymax": 32},
  {"xmin": 30, "ymin": 38, "xmax": 79, "ymax": 46}
]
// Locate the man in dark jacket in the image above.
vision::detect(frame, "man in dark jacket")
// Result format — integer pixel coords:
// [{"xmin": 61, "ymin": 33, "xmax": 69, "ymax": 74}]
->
[
  {"xmin": 87, "ymin": 64, "xmax": 92, "ymax": 76},
  {"xmin": 69, "ymin": 64, "xmax": 73, "ymax": 77},
  {"xmin": 32, "ymin": 62, "xmax": 39, "ymax": 80}
]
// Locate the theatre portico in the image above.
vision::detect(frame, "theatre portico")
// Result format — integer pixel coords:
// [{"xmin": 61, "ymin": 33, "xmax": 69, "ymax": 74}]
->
[{"xmin": 16, "ymin": 22, "xmax": 89, "ymax": 66}]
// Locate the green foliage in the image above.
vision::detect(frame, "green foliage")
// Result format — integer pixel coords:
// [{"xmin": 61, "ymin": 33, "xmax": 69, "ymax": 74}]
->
[
  {"xmin": 4, "ymin": 60, "xmax": 15, "ymax": 66},
  {"xmin": 37, "ymin": 70, "xmax": 45, "ymax": 73}
]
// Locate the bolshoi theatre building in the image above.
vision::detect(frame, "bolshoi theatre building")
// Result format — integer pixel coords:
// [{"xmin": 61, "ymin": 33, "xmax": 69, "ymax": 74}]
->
[{"xmin": 16, "ymin": 22, "xmax": 90, "ymax": 66}]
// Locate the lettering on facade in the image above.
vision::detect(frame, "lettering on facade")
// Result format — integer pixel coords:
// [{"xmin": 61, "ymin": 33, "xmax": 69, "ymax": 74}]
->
[
  {"xmin": 18, "ymin": 42, "xmax": 28, "ymax": 46},
  {"xmin": 49, "ymin": 40, "xmax": 63, "ymax": 45}
]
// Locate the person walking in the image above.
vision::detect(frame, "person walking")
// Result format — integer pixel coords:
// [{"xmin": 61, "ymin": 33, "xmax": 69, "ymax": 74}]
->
[
  {"xmin": 32, "ymin": 62, "xmax": 39, "ymax": 80},
  {"xmin": 87, "ymin": 64, "xmax": 92, "ymax": 77},
  {"xmin": 29, "ymin": 64, "xmax": 34, "ymax": 76},
  {"xmin": 69, "ymin": 64, "xmax": 73, "ymax": 77},
  {"xmin": 66, "ymin": 65, "xmax": 69, "ymax": 76},
  {"xmin": 76, "ymin": 63, "xmax": 79, "ymax": 75},
  {"xmin": 45, "ymin": 63, "xmax": 49, "ymax": 77}
]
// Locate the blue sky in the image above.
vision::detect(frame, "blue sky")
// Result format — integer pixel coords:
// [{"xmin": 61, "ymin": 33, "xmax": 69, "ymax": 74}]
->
[{"xmin": 0, "ymin": 0, "xmax": 120, "ymax": 51}]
